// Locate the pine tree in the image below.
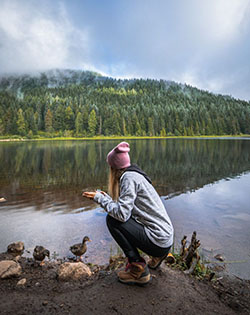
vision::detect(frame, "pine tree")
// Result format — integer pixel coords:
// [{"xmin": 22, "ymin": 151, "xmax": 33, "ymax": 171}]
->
[
  {"xmin": 206, "ymin": 117, "xmax": 213, "ymax": 135},
  {"xmin": 175, "ymin": 113, "xmax": 182, "ymax": 135},
  {"xmin": 4, "ymin": 108, "xmax": 15, "ymax": 134},
  {"xmin": 16, "ymin": 108, "xmax": 26, "ymax": 136},
  {"xmin": 88, "ymin": 109, "xmax": 97, "ymax": 136},
  {"xmin": 160, "ymin": 127, "xmax": 167, "ymax": 137},
  {"xmin": 24, "ymin": 108, "xmax": 36, "ymax": 133},
  {"xmin": 98, "ymin": 116, "xmax": 102, "ymax": 135},
  {"xmin": 183, "ymin": 127, "xmax": 187, "ymax": 136},
  {"xmin": 148, "ymin": 117, "xmax": 154, "ymax": 136},
  {"xmin": 54, "ymin": 104, "xmax": 65, "ymax": 131},
  {"xmin": 0, "ymin": 118, "xmax": 4, "ymax": 135},
  {"xmin": 122, "ymin": 118, "xmax": 127, "ymax": 136},
  {"xmin": 65, "ymin": 106, "xmax": 74, "ymax": 130},
  {"xmin": 135, "ymin": 118, "xmax": 142, "ymax": 136},
  {"xmin": 45, "ymin": 109, "xmax": 53, "ymax": 133},
  {"xmin": 195, "ymin": 121, "xmax": 200, "ymax": 135},
  {"xmin": 81, "ymin": 106, "xmax": 89, "ymax": 133},
  {"xmin": 33, "ymin": 111, "xmax": 39, "ymax": 134},
  {"xmin": 75, "ymin": 112, "xmax": 83, "ymax": 136}
]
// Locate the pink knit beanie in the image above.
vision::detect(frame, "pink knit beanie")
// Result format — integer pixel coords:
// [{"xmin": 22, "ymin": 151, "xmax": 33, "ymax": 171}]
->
[{"xmin": 107, "ymin": 142, "xmax": 131, "ymax": 169}]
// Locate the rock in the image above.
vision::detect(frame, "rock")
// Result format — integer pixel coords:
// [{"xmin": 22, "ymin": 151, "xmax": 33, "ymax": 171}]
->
[
  {"xmin": 0, "ymin": 260, "xmax": 22, "ymax": 279},
  {"xmin": 17, "ymin": 278, "xmax": 27, "ymax": 286},
  {"xmin": 57, "ymin": 262, "xmax": 92, "ymax": 281},
  {"xmin": 214, "ymin": 254, "xmax": 224, "ymax": 261},
  {"xmin": 0, "ymin": 197, "xmax": 7, "ymax": 203}
]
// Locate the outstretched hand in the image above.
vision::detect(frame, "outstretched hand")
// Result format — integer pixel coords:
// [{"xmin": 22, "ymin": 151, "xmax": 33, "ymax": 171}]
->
[
  {"xmin": 82, "ymin": 190, "xmax": 106, "ymax": 199},
  {"xmin": 82, "ymin": 191, "xmax": 96, "ymax": 199}
]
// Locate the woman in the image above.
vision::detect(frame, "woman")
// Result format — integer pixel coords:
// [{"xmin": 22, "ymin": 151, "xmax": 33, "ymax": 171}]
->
[{"xmin": 83, "ymin": 142, "xmax": 174, "ymax": 285}]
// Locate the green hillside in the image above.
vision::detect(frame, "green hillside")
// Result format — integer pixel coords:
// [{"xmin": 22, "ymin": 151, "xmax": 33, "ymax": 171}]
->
[{"xmin": 0, "ymin": 69, "xmax": 249, "ymax": 138}]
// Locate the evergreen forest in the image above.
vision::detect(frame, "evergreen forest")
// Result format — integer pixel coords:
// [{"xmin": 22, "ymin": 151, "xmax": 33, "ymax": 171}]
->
[{"xmin": 0, "ymin": 69, "xmax": 249, "ymax": 138}]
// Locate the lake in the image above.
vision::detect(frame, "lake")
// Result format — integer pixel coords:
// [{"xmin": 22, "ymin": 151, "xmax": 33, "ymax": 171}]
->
[{"xmin": 0, "ymin": 138, "xmax": 250, "ymax": 279}]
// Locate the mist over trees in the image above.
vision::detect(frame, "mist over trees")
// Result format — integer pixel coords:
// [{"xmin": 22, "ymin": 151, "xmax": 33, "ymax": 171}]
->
[{"xmin": 0, "ymin": 69, "xmax": 249, "ymax": 137}]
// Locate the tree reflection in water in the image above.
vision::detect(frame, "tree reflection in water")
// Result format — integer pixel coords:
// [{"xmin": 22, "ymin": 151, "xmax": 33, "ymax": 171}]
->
[{"xmin": 0, "ymin": 139, "xmax": 250, "ymax": 213}]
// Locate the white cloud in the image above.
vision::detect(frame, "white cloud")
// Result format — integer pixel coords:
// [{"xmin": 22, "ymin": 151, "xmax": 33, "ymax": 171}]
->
[
  {"xmin": 0, "ymin": 0, "xmax": 90, "ymax": 73},
  {"xmin": 208, "ymin": 0, "xmax": 249, "ymax": 41},
  {"xmin": 0, "ymin": 0, "xmax": 250, "ymax": 100},
  {"xmin": 122, "ymin": 0, "xmax": 250, "ymax": 99}
]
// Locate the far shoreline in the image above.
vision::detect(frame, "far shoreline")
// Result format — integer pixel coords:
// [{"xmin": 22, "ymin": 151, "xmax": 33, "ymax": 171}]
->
[{"xmin": 0, "ymin": 135, "xmax": 250, "ymax": 142}]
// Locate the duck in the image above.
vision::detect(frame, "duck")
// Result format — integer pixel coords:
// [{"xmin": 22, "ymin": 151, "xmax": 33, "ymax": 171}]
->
[
  {"xmin": 70, "ymin": 236, "xmax": 91, "ymax": 261},
  {"xmin": 33, "ymin": 246, "xmax": 50, "ymax": 265},
  {"xmin": 7, "ymin": 241, "xmax": 25, "ymax": 256}
]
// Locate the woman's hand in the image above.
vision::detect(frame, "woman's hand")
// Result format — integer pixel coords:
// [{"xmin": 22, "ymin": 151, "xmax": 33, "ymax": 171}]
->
[
  {"xmin": 82, "ymin": 191, "xmax": 97, "ymax": 199},
  {"xmin": 82, "ymin": 190, "xmax": 106, "ymax": 199}
]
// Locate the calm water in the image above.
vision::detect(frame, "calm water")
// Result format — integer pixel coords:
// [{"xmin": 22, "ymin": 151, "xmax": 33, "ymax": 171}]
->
[{"xmin": 0, "ymin": 139, "xmax": 250, "ymax": 278}]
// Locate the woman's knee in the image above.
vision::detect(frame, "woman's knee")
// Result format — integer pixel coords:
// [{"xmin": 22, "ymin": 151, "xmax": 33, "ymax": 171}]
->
[
  {"xmin": 106, "ymin": 214, "xmax": 117, "ymax": 230},
  {"xmin": 106, "ymin": 215, "xmax": 125, "ymax": 234}
]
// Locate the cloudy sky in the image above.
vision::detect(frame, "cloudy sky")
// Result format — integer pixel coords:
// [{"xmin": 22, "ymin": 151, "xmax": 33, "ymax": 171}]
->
[{"xmin": 0, "ymin": 0, "xmax": 250, "ymax": 100}]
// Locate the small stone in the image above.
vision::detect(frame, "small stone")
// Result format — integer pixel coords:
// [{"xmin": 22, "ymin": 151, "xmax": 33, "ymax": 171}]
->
[
  {"xmin": 35, "ymin": 282, "xmax": 40, "ymax": 287},
  {"xmin": 42, "ymin": 301, "xmax": 48, "ymax": 306},
  {"xmin": 0, "ymin": 260, "xmax": 22, "ymax": 279},
  {"xmin": 57, "ymin": 262, "xmax": 92, "ymax": 281},
  {"xmin": 17, "ymin": 278, "xmax": 26, "ymax": 286},
  {"xmin": 0, "ymin": 197, "xmax": 6, "ymax": 203},
  {"xmin": 214, "ymin": 254, "xmax": 224, "ymax": 261}
]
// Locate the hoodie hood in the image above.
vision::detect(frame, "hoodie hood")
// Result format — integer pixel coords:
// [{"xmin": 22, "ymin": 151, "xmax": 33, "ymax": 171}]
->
[{"xmin": 124, "ymin": 164, "xmax": 152, "ymax": 184}]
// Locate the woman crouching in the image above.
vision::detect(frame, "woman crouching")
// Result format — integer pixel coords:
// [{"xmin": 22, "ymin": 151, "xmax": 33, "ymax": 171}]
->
[{"xmin": 83, "ymin": 142, "xmax": 174, "ymax": 285}]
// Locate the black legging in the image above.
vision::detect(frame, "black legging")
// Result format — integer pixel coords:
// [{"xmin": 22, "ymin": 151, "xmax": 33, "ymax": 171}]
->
[{"xmin": 106, "ymin": 215, "xmax": 171, "ymax": 263}]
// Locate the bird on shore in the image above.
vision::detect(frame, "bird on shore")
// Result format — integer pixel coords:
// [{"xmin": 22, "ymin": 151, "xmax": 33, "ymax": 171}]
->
[
  {"xmin": 33, "ymin": 246, "xmax": 50, "ymax": 266},
  {"xmin": 70, "ymin": 236, "xmax": 91, "ymax": 261},
  {"xmin": 7, "ymin": 241, "xmax": 25, "ymax": 256}
]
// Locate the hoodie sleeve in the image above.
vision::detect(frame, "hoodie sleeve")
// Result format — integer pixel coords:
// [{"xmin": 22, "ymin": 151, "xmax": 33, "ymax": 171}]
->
[{"xmin": 93, "ymin": 176, "xmax": 137, "ymax": 222}]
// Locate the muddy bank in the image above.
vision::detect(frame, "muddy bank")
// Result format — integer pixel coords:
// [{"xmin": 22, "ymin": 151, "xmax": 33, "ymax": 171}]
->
[{"xmin": 0, "ymin": 253, "xmax": 250, "ymax": 314}]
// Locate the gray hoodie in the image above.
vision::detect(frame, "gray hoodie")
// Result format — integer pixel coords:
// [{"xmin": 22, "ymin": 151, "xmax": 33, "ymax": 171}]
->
[{"xmin": 94, "ymin": 170, "xmax": 174, "ymax": 248}]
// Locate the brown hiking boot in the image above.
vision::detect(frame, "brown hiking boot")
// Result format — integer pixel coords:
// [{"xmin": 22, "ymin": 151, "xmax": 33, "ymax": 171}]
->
[
  {"xmin": 148, "ymin": 253, "xmax": 175, "ymax": 269},
  {"xmin": 118, "ymin": 261, "xmax": 151, "ymax": 285}
]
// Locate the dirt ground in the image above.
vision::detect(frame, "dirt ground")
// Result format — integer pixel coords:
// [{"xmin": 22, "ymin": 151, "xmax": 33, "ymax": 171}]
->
[{"xmin": 0, "ymin": 253, "xmax": 250, "ymax": 315}]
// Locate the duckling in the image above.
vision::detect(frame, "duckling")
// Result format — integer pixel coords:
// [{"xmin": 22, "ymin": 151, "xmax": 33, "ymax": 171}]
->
[
  {"xmin": 33, "ymin": 246, "xmax": 50, "ymax": 266},
  {"xmin": 70, "ymin": 236, "xmax": 91, "ymax": 261},
  {"xmin": 7, "ymin": 241, "xmax": 25, "ymax": 256}
]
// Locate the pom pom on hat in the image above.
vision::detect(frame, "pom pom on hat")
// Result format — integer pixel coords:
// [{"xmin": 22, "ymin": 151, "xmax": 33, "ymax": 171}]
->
[{"xmin": 107, "ymin": 142, "xmax": 131, "ymax": 169}]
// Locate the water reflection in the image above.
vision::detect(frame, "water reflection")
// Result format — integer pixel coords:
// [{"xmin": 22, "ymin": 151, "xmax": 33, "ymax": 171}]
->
[
  {"xmin": 0, "ymin": 139, "xmax": 250, "ymax": 277},
  {"xmin": 1, "ymin": 139, "xmax": 250, "ymax": 212},
  {"xmin": 165, "ymin": 173, "xmax": 250, "ymax": 279}
]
